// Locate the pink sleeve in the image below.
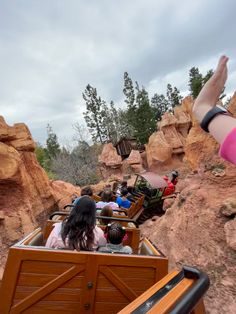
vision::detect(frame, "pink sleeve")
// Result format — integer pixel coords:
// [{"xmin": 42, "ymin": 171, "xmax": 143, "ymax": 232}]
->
[
  {"xmin": 45, "ymin": 223, "xmax": 65, "ymax": 248},
  {"xmin": 219, "ymin": 128, "xmax": 236, "ymax": 165},
  {"xmin": 93, "ymin": 226, "xmax": 107, "ymax": 249}
]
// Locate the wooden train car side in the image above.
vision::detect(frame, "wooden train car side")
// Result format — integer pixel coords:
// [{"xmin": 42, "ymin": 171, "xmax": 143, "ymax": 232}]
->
[{"xmin": 0, "ymin": 230, "xmax": 168, "ymax": 314}]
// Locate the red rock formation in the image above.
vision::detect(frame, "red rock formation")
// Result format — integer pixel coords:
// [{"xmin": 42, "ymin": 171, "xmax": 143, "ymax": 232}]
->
[
  {"xmin": 50, "ymin": 180, "xmax": 81, "ymax": 209},
  {"xmin": 0, "ymin": 116, "xmax": 82, "ymax": 276},
  {"xmin": 145, "ymin": 98, "xmax": 192, "ymax": 172},
  {"xmin": 140, "ymin": 169, "xmax": 236, "ymax": 314},
  {"xmin": 124, "ymin": 149, "xmax": 144, "ymax": 173},
  {"xmin": 99, "ymin": 143, "xmax": 122, "ymax": 167},
  {"xmin": 228, "ymin": 92, "xmax": 236, "ymax": 115},
  {"xmin": 146, "ymin": 93, "xmax": 236, "ymax": 172}
]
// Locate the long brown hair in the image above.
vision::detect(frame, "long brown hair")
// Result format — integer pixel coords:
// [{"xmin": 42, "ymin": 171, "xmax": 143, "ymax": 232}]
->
[
  {"xmin": 61, "ymin": 196, "xmax": 96, "ymax": 251},
  {"xmin": 100, "ymin": 205, "xmax": 113, "ymax": 225}
]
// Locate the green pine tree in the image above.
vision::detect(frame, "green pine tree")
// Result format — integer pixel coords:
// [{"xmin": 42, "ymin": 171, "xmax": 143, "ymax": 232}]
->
[
  {"xmin": 46, "ymin": 124, "xmax": 60, "ymax": 159},
  {"xmin": 83, "ymin": 84, "xmax": 106, "ymax": 144}
]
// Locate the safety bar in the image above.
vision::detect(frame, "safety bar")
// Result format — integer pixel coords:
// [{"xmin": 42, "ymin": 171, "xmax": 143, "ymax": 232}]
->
[
  {"xmin": 63, "ymin": 205, "xmax": 128, "ymax": 215},
  {"xmin": 63, "ymin": 204, "xmax": 127, "ymax": 215},
  {"xmin": 96, "ymin": 208, "xmax": 128, "ymax": 215},
  {"xmin": 169, "ymin": 266, "xmax": 210, "ymax": 314},
  {"xmin": 49, "ymin": 211, "xmax": 139, "ymax": 227},
  {"xmin": 131, "ymin": 266, "xmax": 209, "ymax": 314},
  {"xmin": 63, "ymin": 204, "xmax": 74, "ymax": 210}
]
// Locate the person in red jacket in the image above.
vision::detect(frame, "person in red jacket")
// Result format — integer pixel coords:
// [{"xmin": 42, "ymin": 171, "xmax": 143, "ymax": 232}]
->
[{"xmin": 162, "ymin": 175, "xmax": 175, "ymax": 196}]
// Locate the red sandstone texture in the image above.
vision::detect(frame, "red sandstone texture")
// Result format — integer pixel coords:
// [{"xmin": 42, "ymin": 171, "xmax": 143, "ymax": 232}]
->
[
  {"xmin": 0, "ymin": 117, "xmax": 81, "ymax": 277},
  {"xmin": 140, "ymin": 165, "xmax": 236, "ymax": 314}
]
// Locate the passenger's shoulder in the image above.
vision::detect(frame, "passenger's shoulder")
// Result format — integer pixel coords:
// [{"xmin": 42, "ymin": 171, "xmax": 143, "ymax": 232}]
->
[{"xmin": 94, "ymin": 225, "xmax": 104, "ymax": 234}]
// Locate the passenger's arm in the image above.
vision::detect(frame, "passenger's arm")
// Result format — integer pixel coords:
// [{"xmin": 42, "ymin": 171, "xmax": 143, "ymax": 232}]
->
[
  {"xmin": 192, "ymin": 55, "xmax": 236, "ymax": 142},
  {"xmin": 192, "ymin": 55, "xmax": 236, "ymax": 164}
]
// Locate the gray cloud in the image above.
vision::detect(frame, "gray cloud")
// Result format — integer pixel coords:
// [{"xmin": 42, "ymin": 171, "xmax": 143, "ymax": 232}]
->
[{"xmin": 0, "ymin": 0, "xmax": 236, "ymax": 144}]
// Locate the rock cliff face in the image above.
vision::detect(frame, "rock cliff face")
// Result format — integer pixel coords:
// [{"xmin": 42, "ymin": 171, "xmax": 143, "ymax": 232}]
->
[
  {"xmin": 140, "ymin": 166, "xmax": 236, "ymax": 314},
  {"xmin": 0, "ymin": 117, "xmax": 80, "ymax": 276},
  {"xmin": 99, "ymin": 144, "xmax": 144, "ymax": 179},
  {"xmin": 146, "ymin": 93, "xmax": 236, "ymax": 172},
  {"xmin": 145, "ymin": 97, "xmax": 192, "ymax": 172}
]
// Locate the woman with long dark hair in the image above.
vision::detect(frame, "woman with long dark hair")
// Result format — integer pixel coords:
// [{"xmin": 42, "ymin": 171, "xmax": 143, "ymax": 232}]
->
[{"xmin": 46, "ymin": 196, "xmax": 106, "ymax": 251}]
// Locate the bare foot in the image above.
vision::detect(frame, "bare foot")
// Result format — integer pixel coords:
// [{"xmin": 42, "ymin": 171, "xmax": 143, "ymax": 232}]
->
[{"xmin": 193, "ymin": 55, "xmax": 229, "ymax": 122}]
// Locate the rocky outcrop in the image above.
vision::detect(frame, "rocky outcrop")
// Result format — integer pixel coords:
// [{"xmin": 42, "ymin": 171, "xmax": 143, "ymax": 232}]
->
[
  {"xmin": 99, "ymin": 143, "xmax": 122, "ymax": 167},
  {"xmin": 146, "ymin": 98, "xmax": 192, "ymax": 172},
  {"xmin": 124, "ymin": 149, "xmax": 144, "ymax": 173},
  {"xmin": 228, "ymin": 92, "xmax": 236, "ymax": 115},
  {"xmin": 146, "ymin": 93, "xmax": 236, "ymax": 172},
  {"xmin": 0, "ymin": 116, "xmax": 82, "ymax": 276},
  {"xmin": 99, "ymin": 145, "xmax": 144, "ymax": 179},
  {"xmin": 50, "ymin": 180, "xmax": 81, "ymax": 209},
  {"xmin": 140, "ymin": 170, "xmax": 236, "ymax": 314}
]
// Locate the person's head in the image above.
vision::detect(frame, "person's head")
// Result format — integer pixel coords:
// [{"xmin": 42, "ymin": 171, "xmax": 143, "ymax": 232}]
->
[
  {"xmin": 61, "ymin": 196, "xmax": 96, "ymax": 251},
  {"xmin": 100, "ymin": 205, "xmax": 113, "ymax": 225},
  {"xmin": 121, "ymin": 181, "xmax": 127, "ymax": 188},
  {"xmin": 101, "ymin": 190, "xmax": 113, "ymax": 202},
  {"xmin": 127, "ymin": 186, "xmax": 134, "ymax": 194},
  {"xmin": 112, "ymin": 181, "xmax": 119, "ymax": 192},
  {"xmin": 105, "ymin": 223, "xmax": 126, "ymax": 245},
  {"xmin": 71, "ymin": 194, "xmax": 79, "ymax": 203},
  {"xmin": 121, "ymin": 188, "xmax": 129, "ymax": 197},
  {"xmin": 81, "ymin": 186, "xmax": 93, "ymax": 197},
  {"xmin": 170, "ymin": 170, "xmax": 179, "ymax": 183}
]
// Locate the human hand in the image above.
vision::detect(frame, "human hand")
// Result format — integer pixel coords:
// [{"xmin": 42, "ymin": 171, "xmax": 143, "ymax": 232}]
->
[{"xmin": 193, "ymin": 55, "xmax": 229, "ymax": 122}]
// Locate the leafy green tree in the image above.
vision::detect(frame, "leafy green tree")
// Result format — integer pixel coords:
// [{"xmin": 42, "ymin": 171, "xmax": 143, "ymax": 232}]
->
[
  {"xmin": 189, "ymin": 67, "xmax": 226, "ymax": 100},
  {"xmin": 123, "ymin": 72, "xmax": 135, "ymax": 108},
  {"xmin": 35, "ymin": 143, "xmax": 47, "ymax": 168},
  {"xmin": 83, "ymin": 84, "xmax": 108, "ymax": 144},
  {"xmin": 101, "ymin": 101, "xmax": 133, "ymax": 144},
  {"xmin": 166, "ymin": 84, "xmax": 182, "ymax": 111},
  {"xmin": 124, "ymin": 82, "xmax": 156, "ymax": 144},
  {"xmin": 151, "ymin": 93, "xmax": 168, "ymax": 121},
  {"xmin": 134, "ymin": 85, "xmax": 156, "ymax": 144},
  {"xmin": 46, "ymin": 124, "xmax": 60, "ymax": 159},
  {"xmin": 189, "ymin": 67, "xmax": 203, "ymax": 99}
]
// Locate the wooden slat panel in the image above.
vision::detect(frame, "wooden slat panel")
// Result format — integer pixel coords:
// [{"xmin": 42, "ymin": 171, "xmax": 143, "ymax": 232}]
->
[
  {"xmin": 109, "ymin": 266, "xmax": 155, "ymax": 279},
  {"xmin": 11, "ymin": 265, "xmax": 84, "ymax": 314},
  {"xmin": 94, "ymin": 301, "xmax": 128, "ymax": 314},
  {"xmin": 96, "ymin": 273, "xmax": 154, "ymax": 291},
  {"xmin": 17, "ymin": 273, "xmax": 57, "ymax": 287},
  {"xmin": 99, "ymin": 266, "xmax": 137, "ymax": 302},
  {"xmin": 20, "ymin": 261, "xmax": 75, "ymax": 274},
  {"xmin": 15, "ymin": 287, "xmax": 82, "ymax": 301},
  {"xmin": 17, "ymin": 273, "xmax": 84, "ymax": 288},
  {"xmin": 22, "ymin": 300, "xmax": 81, "ymax": 313},
  {"xmin": 95, "ymin": 289, "xmax": 128, "ymax": 303}
]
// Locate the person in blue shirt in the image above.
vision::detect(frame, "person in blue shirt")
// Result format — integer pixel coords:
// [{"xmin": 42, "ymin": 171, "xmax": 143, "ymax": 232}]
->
[{"xmin": 116, "ymin": 188, "xmax": 131, "ymax": 209}]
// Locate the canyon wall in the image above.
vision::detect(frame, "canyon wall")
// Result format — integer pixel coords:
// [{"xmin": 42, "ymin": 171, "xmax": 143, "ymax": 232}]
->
[{"xmin": 0, "ymin": 117, "xmax": 80, "ymax": 277}]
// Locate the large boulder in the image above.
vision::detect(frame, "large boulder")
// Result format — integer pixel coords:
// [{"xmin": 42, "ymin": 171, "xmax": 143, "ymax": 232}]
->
[
  {"xmin": 99, "ymin": 143, "xmax": 122, "ymax": 167},
  {"xmin": 50, "ymin": 180, "xmax": 81, "ymax": 209},
  {"xmin": 98, "ymin": 143, "xmax": 123, "ymax": 179},
  {"xmin": 0, "ymin": 116, "xmax": 69, "ymax": 276},
  {"xmin": 145, "ymin": 99, "xmax": 192, "ymax": 172}
]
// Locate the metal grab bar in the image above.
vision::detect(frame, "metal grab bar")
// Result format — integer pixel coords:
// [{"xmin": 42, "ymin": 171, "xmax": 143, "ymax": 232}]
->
[{"xmin": 49, "ymin": 212, "xmax": 139, "ymax": 227}]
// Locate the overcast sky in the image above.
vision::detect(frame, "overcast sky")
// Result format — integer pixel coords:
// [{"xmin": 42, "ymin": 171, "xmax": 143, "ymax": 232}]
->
[{"xmin": 1, "ymin": 0, "xmax": 236, "ymax": 145}]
